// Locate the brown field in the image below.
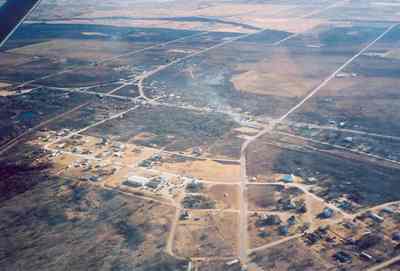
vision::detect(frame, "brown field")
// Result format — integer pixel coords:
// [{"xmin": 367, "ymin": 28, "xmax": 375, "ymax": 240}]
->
[
  {"xmin": 0, "ymin": 52, "xmax": 36, "ymax": 67},
  {"xmin": 289, "ymin": 28, "xmax": 400, "ymax": 135},
  {"xmin": 49, "ymin": 152, "xmax": 79, "ymax": 172},
  {"xmin": 0, "ymin": 177, "xmax": 187, "ymax": 270},
  {"xmin": 204, "ymin": 130, "xmax": 246, "ymax": 160},
  {"xmin": 54, "ymin": 153, "xmax": 118, "ymax": 182},
  {"xmin": 173, "ymin": 210, "xmax": 238, "ymax": 258},
  {"xmin": 83, "ymin": 3, "xmax": 289, "ymax": 19},
  {"xmin": 119, "ymin": 144, "xmax": 159, "ymax": 166},
  {"xmin": 245, "ymin": 139, "xmax": 283, "ymax": 181},
  {"xmin": 231, "ymin": 49, "xmax": 323, "ymax": 97},
  {"xmin": 155, "ymin": 154, "xmax": 241, "ymax": 183},
  {"xmin": 300, "ymin": 72, "xmax": 400, "ymax": 135},
  {"xmin": 0, "ymin": 81, "xmax": 11, "ymax": 89},
  {"xmin": 102, "ymin": 166, "xmax": 130, "ymax": 188},
  {"xmin": 247, "ymin": 184, "xmax": 303, "ymax": 211},
  {"xmin": 68, "ymin": 1, "xmax": 330, "ymax": 34},
  {"xmin": 74, "ymin": 3, "xmax": 295, "ymax": 33},
  {"xmin": 145, "ymin": 26, "xmax": 360, "ymax": 118},
  {"xmin": 239, "ymin": 17, "xmax": 323, "ymax": 33},
  {"xmin": 249, "ymin": 237, "xmax": 332, "ymax": 270},
  {"xmin": 0, "ymin": 89, "xmax": 15, "ymax": 97},
  {"xmin": 206, "ymin": 184, "xmax": 240, "ymax": 210},
  {"xmin": 38, "ymin": 17, "xmax": 256, "ymax": 34},
  {"xmin": 8, "ymin": 39, "xmax": 148, "ymax": 62}
]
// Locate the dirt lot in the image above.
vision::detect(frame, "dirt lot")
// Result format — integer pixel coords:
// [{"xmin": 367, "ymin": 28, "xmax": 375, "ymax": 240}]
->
[
  {"xmin": 207, "ymin": 184, "xmax": 240, "ymax": 210},
  {"xmin": 173, "ymin": 210, "xmax": 238, "ymax": 258},
  {"xmin": 186, "ymin": 183, "xmax": 240, "ymax": 210},
  {"xmin": 153, "ymin": 153, "xmax": 241, "ymax": 183}
]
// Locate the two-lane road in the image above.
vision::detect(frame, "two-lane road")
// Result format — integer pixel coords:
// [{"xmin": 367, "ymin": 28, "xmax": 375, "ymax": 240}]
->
[{"xmin": 0, "ymin": 0, "xmax": 41, "ymax": 47}]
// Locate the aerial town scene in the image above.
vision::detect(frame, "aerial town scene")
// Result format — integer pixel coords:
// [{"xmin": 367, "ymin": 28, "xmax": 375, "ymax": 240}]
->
[{"xmin": 0, "ymin": 0, "xmax": 400, "ymax": 270}]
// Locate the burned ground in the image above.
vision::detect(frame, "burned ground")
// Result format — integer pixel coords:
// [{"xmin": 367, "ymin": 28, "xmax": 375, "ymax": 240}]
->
[
  {"xmin": 0, "ymin": 88, "xmax": 92, "ymax": 146},
  {"xmin": 144, "ymin": 23, "xmax": 387, "ymax": 118},
  {"xmin": 279, "ymin": 124, "xmax": 400, "ymax": 162},
  {"xmin": 44, "ymin": 97, "xmax": 133, "ymax": 132},
  {"xmin": 84, "ymin": 105, "xmax": 237, "ymax": 152}
]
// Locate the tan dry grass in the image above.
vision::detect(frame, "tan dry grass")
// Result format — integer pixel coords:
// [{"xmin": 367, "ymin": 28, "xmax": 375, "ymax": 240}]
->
[
  {"xmin": 156, "ymin": 158, "xmax": 241, "ymax": 183},
  {"xmin": 9, "ymin": 39, "xmax": 146, "ymax": 61},
  {"xmin": 231, "ymin": 49, "xmax": 320, "ymax": 98},
  {"xmin": 173, "ymin": 210, "xmax": 239, "ymax": 257}
]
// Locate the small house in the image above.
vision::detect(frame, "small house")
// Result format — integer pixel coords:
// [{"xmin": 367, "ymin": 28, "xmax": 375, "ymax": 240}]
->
[
  {"xmin": 281, "ymin": 174, "xmax": 294, "ymax": 183},
  {"xmin": 319, "ymin": 207, "xmax": 334, "ymax": 219}
]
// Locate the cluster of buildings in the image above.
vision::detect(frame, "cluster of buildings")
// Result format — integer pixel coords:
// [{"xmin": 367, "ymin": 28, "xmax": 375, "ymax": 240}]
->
[
  {"xmin": 139, "ymin": 154, "xmax": 162, "ymax": 169},
  {"xmin": 254, "ymin": 213, "xmax": 307, "ymax": 239},
  {"xmin": 304, "ymin": 204, "xmax": 400, "ymax": 266},
  {"xmin": 122, "ymin": 173, "xmax": 188, "ymax": 198},
  {"xmin": 287, "ymin": 122, "xmax": 400, "ymax": 162}
]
